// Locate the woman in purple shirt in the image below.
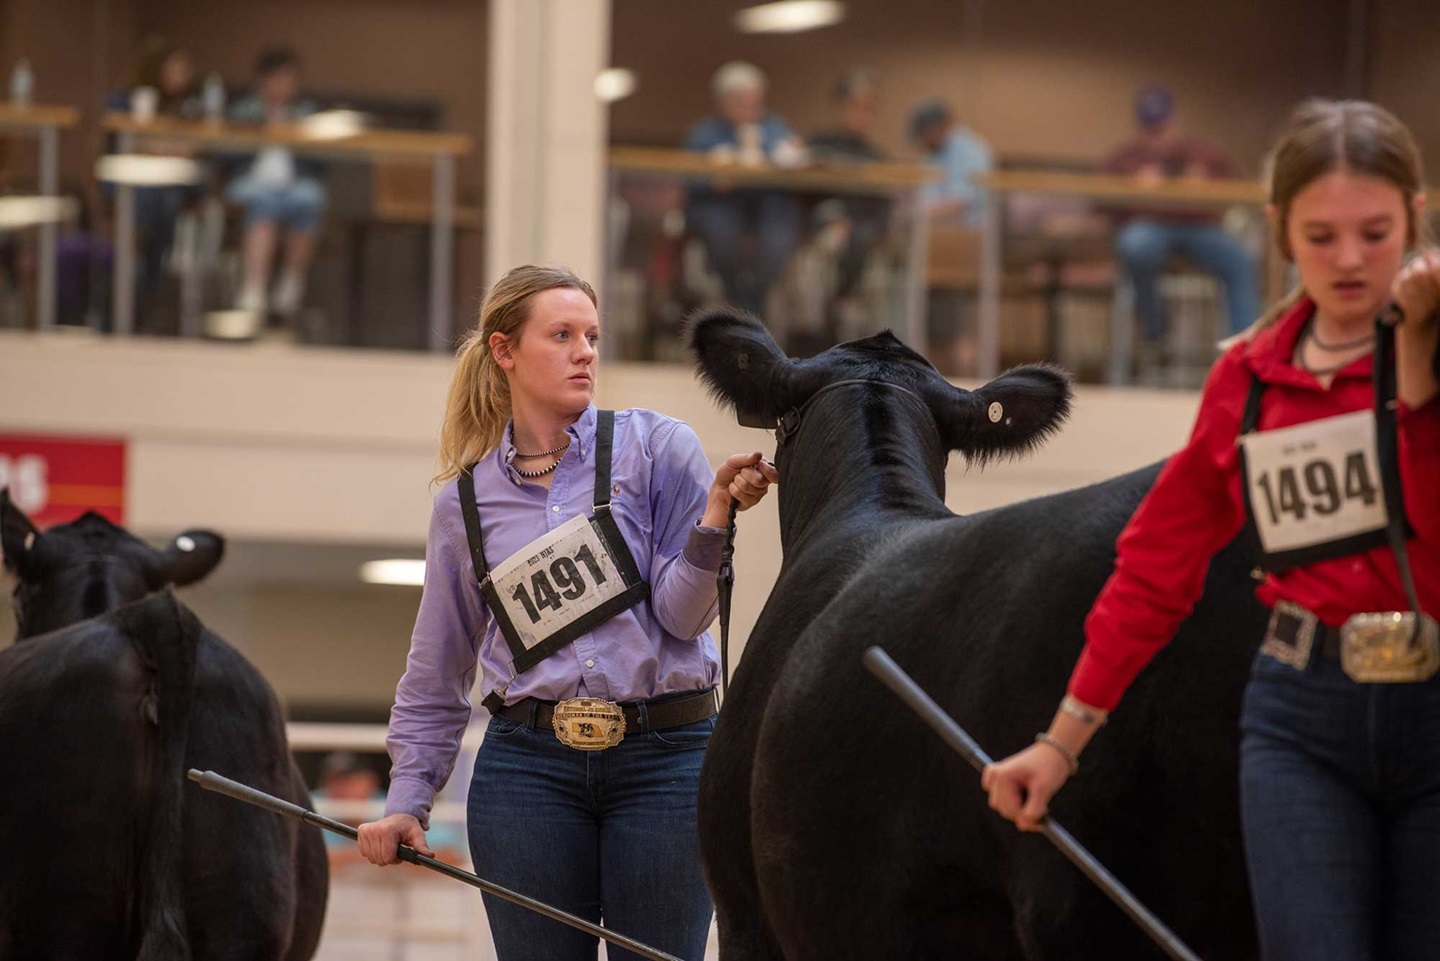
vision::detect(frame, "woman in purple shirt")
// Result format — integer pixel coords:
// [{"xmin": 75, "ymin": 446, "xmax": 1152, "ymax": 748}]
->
[{"xmin": 357, "ymin": 264, "xmax": 776, "ymax": 960}]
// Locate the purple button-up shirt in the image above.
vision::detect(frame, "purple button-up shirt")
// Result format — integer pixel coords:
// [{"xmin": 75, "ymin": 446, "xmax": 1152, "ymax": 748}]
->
[{"xmin": 385, "ymin": 405, "xmax": 724, "ymax": 825}]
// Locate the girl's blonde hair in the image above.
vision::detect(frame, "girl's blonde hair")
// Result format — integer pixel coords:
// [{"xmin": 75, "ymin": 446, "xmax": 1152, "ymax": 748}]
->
[
  {"xmin": 434, "ymin": 265, "xmax": 597, "ymax": 485},
  {"xmin": 1229, "ymin": 99, "xmax": 1429, "ymax": 344}
]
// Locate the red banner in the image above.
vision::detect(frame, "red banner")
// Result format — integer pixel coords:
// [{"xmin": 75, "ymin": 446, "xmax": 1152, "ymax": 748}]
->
[{"xmin": 0, "ymin": 433, "xmax": 127, "ymax": 529}]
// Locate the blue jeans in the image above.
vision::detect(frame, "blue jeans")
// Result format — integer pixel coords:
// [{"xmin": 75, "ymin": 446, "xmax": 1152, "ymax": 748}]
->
[
  {"xmin": 467, "ymin": 713, "xmax": 715, "ymax": 961},
  {"xmin": 1240, "ymin": 650, "xmax": 1440, "ymax": 960},
  {"xmin": 1116, "ymin": 219, "xmax": 1259, "ymax": 339},
  {"xmin": 686, "ymin": 191, "xmax": 801, "ymax": 314},
  {"xmin": 225, "ymin": 175, "xmax": 327, "ymax": 231}
]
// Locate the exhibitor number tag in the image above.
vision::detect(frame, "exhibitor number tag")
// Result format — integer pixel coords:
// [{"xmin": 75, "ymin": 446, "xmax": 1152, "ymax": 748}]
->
[
  {"xmin": 490, "ymin": 514, "xmax": 630, "ymax": 652},
  {"xmin": 1240, "ymin": 409, "xmax": 1389, "ymax": 558}
]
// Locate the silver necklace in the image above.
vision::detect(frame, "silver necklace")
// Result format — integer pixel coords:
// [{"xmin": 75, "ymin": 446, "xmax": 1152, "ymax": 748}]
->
[
  {"xmin": 513, "ymin": 457, "xmax": 563, "ymax": 479},
  {"xmin": 1308, "ymin": 324, "xmax": 1374, "ymax": 352},
  {"xmin": 514, "ymin": 441, "xmax": 571, "ymax": 458},
  {"xmin": 1295, "ymin": 319, "xmax": 1372, "ymax": 377}
]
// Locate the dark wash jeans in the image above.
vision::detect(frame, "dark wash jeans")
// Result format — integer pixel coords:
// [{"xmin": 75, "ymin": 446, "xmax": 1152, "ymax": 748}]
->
[
  {"xmin": 1240, "ymin": 648, "xmax": 1440, "ymax": 960},
  {"xmin": 467, "ymin": 713, "xmax": 715, "ymax": 961}
]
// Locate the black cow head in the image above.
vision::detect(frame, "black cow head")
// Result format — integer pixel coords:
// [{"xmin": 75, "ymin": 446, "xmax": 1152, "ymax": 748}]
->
[
  {"xmin": 688, "ymin": 308, "xmax": 1071, "ymax": 464},
  {"xmin": 1, "ymin": 488, "xmax": 224, "ymax": 639}
]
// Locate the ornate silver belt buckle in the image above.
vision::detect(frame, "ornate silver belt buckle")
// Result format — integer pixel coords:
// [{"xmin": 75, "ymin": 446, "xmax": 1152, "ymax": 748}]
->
[
  {"xmin": 552, "ymin": 697, "xmax": 626, "ymax": 751},
  {"xmin": 1340, "ymin": 611, "xmax": 1440, "ymax": 683},
  {"xmin": 1260, "ymin": 600, "xmax": 1317, "ymax": 670}
]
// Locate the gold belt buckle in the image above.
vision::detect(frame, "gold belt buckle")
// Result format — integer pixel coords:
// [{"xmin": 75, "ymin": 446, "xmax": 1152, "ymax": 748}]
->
[
  {"xmin": 1341, "ymin": 611, "xmax": 1440, "ymax": 683},
  {"xmin": 552, "ymin": 697, "xmax": 626, "ymax": 751}
]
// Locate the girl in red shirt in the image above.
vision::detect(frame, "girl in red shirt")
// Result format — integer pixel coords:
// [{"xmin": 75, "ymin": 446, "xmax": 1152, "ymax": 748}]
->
[{"xmin": 985, "ymin": 99, "xmax": 1440, "ymax": 960}]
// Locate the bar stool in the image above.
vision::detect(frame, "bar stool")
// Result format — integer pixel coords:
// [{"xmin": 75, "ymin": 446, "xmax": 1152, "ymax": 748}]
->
[
  {"xmin": 1108, "ymin": 265, "xmax": 1225, "ymax": 388},
  {"xmin": 94, "ymin": 153, "xmax": 205, "ymax": 338}
]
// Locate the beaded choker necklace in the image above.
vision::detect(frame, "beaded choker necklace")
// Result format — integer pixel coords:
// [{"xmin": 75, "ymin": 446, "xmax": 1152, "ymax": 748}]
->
[{"xmin": 513, "ymin": 457, "xmax": 563, "ymax": 479}]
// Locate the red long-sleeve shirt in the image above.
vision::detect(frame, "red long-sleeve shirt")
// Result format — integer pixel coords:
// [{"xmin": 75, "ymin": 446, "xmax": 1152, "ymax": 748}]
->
[{"xmin": 1069, "ymin": 297, "xmax": 1440, "ymax": 710}]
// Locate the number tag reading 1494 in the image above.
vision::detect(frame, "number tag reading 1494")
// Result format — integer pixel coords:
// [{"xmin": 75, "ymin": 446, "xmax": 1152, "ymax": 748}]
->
[
  {"xmin": 489, "ymin": 514, "xmax": 631, "ymax": 652},
  {"xmin": 1241, "ymin": 409, "xmax": 1388, "ymax": 554}
]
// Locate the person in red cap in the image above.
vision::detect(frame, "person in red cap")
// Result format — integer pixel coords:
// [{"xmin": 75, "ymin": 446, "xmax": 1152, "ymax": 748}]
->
[{"xmin": 1104, "ymin": 85, "xmax": 1260, "ymax": 369}]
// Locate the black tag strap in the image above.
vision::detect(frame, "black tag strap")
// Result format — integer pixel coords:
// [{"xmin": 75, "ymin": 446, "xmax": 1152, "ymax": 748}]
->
[
  {"xmin": 1374, "ymin": 316, "xmax": 1423, "ymax": 613},
  {"xmin": 458, "ymin": 466, "xmax": 488, "ymax": 583},
  {"xmin": 1240, "ymin": 374, "xmax": 1265, "ymax": 435},
  {"xmin": 593, "ymin": 410, "xmax": 615, "ymax": 508}
]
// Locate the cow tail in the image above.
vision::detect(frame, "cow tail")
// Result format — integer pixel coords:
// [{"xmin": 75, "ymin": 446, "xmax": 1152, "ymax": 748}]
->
[{"xmin": 130, "ymin": 591, "xmax": 200, "ymax": 961}]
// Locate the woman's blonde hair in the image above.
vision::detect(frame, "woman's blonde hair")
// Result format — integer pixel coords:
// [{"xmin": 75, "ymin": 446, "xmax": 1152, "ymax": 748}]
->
[
  {"xmin": 1230, "ymin": 99, "xmax": 1429, "ymax": 343},
  {"xmin": 434, "ymin": 265, "xmax": 597, "ymax": 485}
]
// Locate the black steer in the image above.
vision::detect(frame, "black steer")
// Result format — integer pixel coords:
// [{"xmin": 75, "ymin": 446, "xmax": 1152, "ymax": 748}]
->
[
  {"xmin": 690, "ymin": 310, "xmax": 1262, "ymax": 960},
  {"xmin": 0, "ymin": 491, "xmax": 328, "ymax": 961}
]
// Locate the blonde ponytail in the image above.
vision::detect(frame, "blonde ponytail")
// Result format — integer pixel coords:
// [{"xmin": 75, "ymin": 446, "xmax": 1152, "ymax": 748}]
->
[{"xmin": 433, "ymin": 265, "xmax": 597, "ymax": 485}]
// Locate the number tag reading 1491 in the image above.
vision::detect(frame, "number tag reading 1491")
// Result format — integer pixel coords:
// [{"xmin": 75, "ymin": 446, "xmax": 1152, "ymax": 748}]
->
[
  {"xmin": 1240, "ymin": 409, "xmax": 1388, "ymax": 554},
  {"xmin": 489, "ymin": 514, "xmax": 630, "ymax": 652}
]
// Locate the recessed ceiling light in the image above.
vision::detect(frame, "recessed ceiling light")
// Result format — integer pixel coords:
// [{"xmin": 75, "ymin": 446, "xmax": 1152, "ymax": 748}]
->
[
  {"xmin": 734, "ymin": 1, "xmax": 845, "ymax": 34},
  {"xmin": 595, "ymin": 68, "xmax": 638, "ymax": 103},
  {"xmin": 359, "ymin": 559, "xmax": 426, "ymax": 586}
]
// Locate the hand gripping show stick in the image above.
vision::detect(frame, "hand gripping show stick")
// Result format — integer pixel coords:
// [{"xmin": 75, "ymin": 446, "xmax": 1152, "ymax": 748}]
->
[
  {"xmin": 187, "ymin": 770, "xmax": 684, "ymax": 961},
  {"xmin": 861, "ymin": 648, "xmax": 1204, "ymax": 961}
]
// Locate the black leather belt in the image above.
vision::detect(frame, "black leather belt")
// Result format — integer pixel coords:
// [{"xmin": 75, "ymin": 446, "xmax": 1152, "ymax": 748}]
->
[
  {"xmin": 1271, "ymin": 606, "xmax": 1342, "ymax": 661},
  {"xmin": 491, "ymin": 687, "xmax": 719, "ymax": 734}
]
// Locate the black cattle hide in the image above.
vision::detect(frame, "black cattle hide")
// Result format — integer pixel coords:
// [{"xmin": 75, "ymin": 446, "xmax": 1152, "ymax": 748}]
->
[
  {"xmin": 689, "ymin": 310, "xmax": 1262, "ymax": 961},
  {"xmin": 0, "ymin": 492, "xmax": 327, "ymax": 961}
]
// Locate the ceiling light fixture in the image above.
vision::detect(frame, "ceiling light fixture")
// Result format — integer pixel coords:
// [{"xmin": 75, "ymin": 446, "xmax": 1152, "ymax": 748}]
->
[
  {"xmin": 595, "ymin": 68, "xmax": 638, "ymax": 103},
  {"xmin": 734, "ymin": 0, "xmax": 845, "ymax": 34}
]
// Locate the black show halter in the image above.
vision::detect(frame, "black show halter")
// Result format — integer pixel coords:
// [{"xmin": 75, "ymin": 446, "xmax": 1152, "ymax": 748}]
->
[{"xmin": 716, "ymin": 378, "xmax": 933, "ymax": 696}]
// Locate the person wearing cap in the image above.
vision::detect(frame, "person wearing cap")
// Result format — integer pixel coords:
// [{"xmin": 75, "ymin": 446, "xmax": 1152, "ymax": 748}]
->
[
  {"xmin": 909, "ymin": 99, "xmax": 994, "ymax": 229},
  {"xmin": 909, "ymin": 99, "xmax": 994, "ymax": 374},
  {"xmin": 1103, "ymin": 85, "xmax": 1260, "ymax": 365},
  {"xmin": 683, "ymin": 61, "xmax": 804, "ymax": 315}
]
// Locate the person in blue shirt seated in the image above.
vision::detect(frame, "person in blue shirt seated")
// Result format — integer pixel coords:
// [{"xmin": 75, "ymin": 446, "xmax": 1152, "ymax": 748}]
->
[
  {"xmin": 223, "ymin": 45, "xmax": 326, "ymax": 321},
  {"xmin": 909, "ymin": 99, "xmax": 994, "ymax": 374},
  {"xmin": 909, "ymin": 99, "xmax": 994, "ymax": 229},
  {"xmin": 683, "ymin": 61, "xmax": 803, "ymax": 315}
]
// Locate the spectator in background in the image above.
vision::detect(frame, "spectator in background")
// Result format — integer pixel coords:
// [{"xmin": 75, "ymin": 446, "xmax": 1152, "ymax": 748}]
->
[
  {"xmin": 910, "ymin": 99, "xmax": 993, "ymax": 374},
  {"xmin": 313, "ymin": 751, "xmax": 466, "ymax": 865},
  {"xmin": 1103, "ymin": 85, "xmax": 1259, "ymax": 363},
  {"xmin": 808, "ymin": 69, "xmax": 892, "ymax": 333},
  {"xmin": 683, "ymin": 61, "xmax": 803, "ymax": 314},
  {"xmin": 104, "ymin": 38, "xmax": 202, "ymax": 327},
  {"xmin": 909, "ymin": 98, "xmax": 993, "ymax": 228},
  {"xmin": 225, "ymin": 45, "xmax": 326, "ymax": 321}
]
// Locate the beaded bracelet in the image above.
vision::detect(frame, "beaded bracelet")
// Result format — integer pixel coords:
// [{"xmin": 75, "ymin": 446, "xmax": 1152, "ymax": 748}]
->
[{"xmin": 1034, "ymin": 732, "xmax": 1080, "ymax": 775}]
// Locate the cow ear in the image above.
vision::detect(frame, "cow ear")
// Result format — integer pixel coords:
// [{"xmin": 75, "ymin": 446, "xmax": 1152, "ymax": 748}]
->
[
  {"xmin": 930, "ymin": 364, "xmax": 1072, "ymax": 465},
  {"xmin": 1, "ymin": 487, "xmax": 43, "ymax": 578},
  {"xmin": 686, "ymin": 307, "xmax": 799, "ymax": 428},
  {"xmin": 152, "ymin": 530, "xmax": 226, "ymax": 587}
]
